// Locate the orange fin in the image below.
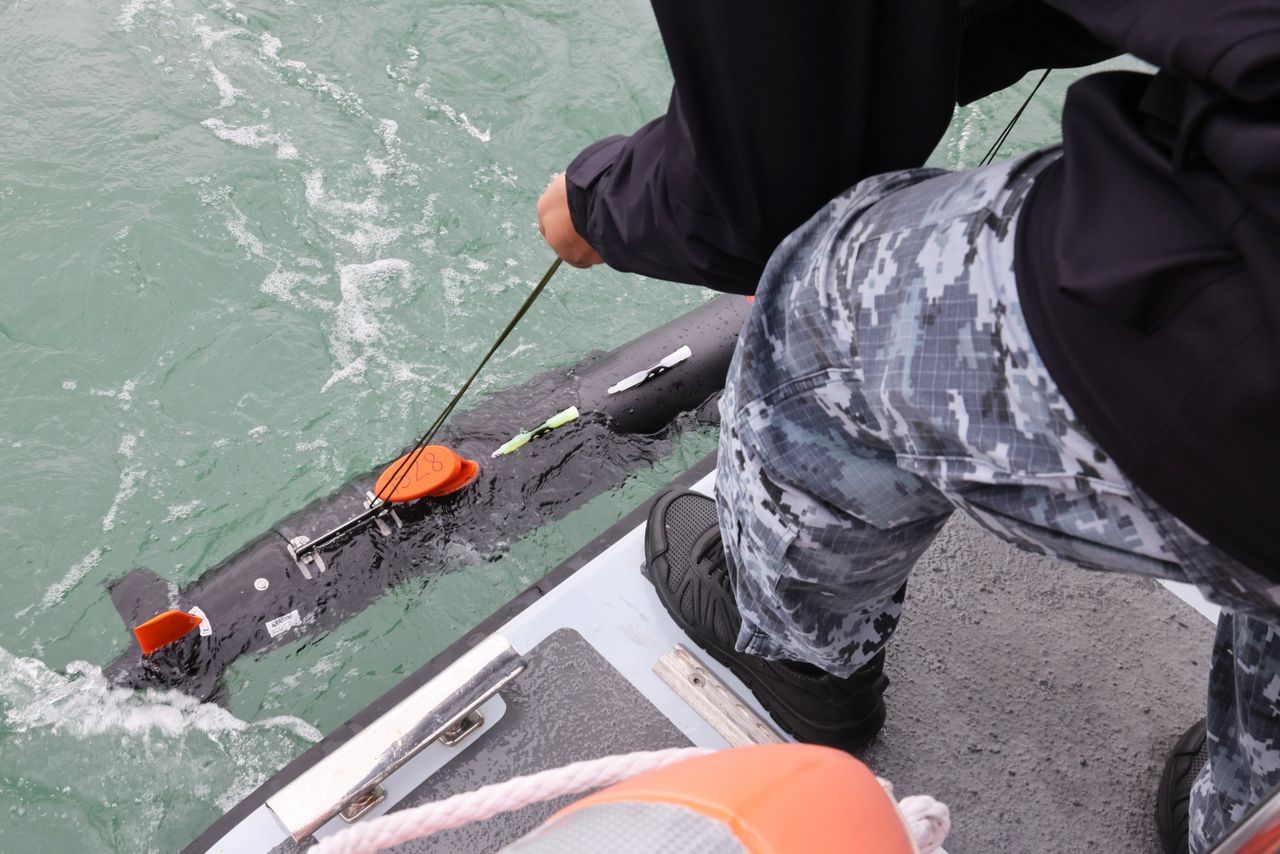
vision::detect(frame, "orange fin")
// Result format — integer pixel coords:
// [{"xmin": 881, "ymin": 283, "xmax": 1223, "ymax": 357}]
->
[{"xmin": 133, "ymin": 610, "xmax": 203, "ymax": 656}]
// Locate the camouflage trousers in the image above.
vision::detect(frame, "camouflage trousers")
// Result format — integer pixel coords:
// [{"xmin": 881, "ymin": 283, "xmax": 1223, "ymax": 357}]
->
[{"xmin": 715, "ymin": 148, "xmax": 1280, "ymax": 853}]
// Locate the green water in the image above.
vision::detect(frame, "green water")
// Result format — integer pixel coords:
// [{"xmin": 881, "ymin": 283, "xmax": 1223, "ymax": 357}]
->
[{"xmin": 0, "ymin": 0, "xmax": 1133, "ymax": 848}]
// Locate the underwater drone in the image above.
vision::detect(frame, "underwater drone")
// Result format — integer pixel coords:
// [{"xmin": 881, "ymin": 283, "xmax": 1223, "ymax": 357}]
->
[{"xmin": 104, "ymin": 294, "xmax": 750, "ymax": 701}]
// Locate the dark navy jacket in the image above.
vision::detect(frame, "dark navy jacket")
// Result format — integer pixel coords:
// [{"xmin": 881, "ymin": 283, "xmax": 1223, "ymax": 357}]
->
[
  {"xmin": 565, "ymin": 1, "xmax": 1280, "ymax": 582},
  {"xmin": 1017, "ymin": 2, "xmax": 1280, "ymax": 582}
]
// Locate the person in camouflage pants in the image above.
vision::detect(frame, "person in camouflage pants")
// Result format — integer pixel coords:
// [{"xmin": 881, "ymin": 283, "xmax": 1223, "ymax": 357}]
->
[{"xmin": 714, "ymin": 147, "xmax": 1280, "ymax": 853}]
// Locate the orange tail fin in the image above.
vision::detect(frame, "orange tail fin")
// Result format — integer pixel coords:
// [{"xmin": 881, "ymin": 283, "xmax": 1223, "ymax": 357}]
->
[{"xmin": 133, "ymin": 610, "xmax": 203, "ymax": 656}]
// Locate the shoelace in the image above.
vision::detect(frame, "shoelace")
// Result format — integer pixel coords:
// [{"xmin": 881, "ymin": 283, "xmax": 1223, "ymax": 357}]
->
[{"xmin": 694, "ymin": 530, "xmax": 732, "ymax": 590}]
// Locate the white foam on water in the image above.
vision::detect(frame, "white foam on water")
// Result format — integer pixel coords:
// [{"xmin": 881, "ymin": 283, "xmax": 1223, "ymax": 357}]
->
[
  {"xmin": 319, "ymin": 259, "xmax": 414, "ymax": 390},
  {"xmin": 89, "ymin": 377, "xmax": 138, "ymax": 408},
  {"xmin": 190, "ymin": 14, "xmax": 247, "ymax": 51},
  {"xmin": 420, "ymin": 192, "xmax": 439, "ymax": 222},
  {"xmin": 319, "ymin": 356, "xmax": 367, "ymax": 393},
  {"xmin": 260, "ymin": 32, "xmax": 283, "ymax": 60},
  {"xmin": 163, "ymin": 500, "xmax": 202, "ymax": 523},
  {"xmin": 40, "ymin": 549, "xmax": 104, "ymax": 610},
  {"xmin": 369, "ymin": 118, "xmax": 420, "ymax": 185},
  {"xmin": 201, "ymin": 118, "xmax": 298, "ymax": 161},
  {"xmin": 260, "ymin": 269, "xmax": 301, "ymax": 301},
  {"xmin": 0, "ymin": 648, "xmax": 322, "ymax": 811},
  {"xmin": 43, "ymin": 397, "xmax": 149, "ymax": 605},
  {"xmin": 307, "ymin": 71, "xmax": 365, "ymax": 115},
  {"xmin": 952, "ymin": 108, "xmax": 979, "ymax": 166},
  {"xmin": 102, "ymin": 446, "xmax": 146, "ymax": 534},
  {"xmin": 334, "ymin": 259, "xmax": 411, "ymax": 348},
  {"xmin": 440, "ymin": 266, "xmax": 472, "ymax": 307},
  {"xmin": 208, "ymin": 64, "xmax": 238, "ymax": 107},
  {"xmin": 303, "ymin": 170, "xmax": 383, "ymax": 218},
  {"xmin": 482, "ymin": 163, "xmax": 519, "ymax": 188},
  {"xmin": 377, "ymin": 118, "xmax": 399, "ymax": 147},
  {"xmin": 2, "ymin": 651, "xmax": 322, "ymax": 739},
  {"xmin": 260, "ymin": 33, "xmax": 366, "ymax": 116},
  {"xmin": 303, "ymin": 171, "xmax": 398, "ymax": 252},
  {"xmin": 414, "ymin": 87, "xmax": 491, "ymax": 143},
  {"xmin": 117, "ymin": 0, "xmax": 148, "ymax": 30},
  {"xmin": 259, "ymin": 32, "xmax": 306, "ymax": 70},
  {"xmin": 340, "ymin": 222, "xmax": 402, "ymax": 254},
  {"xmin": 388, "ymin": 361, "xmax": 427, "ymax": 384},
  {"xmin": 116, "ymin": 0, "xmax": 172, "ymax": 31},
  {"xmin": 413, "ymin": 200, "xmax": 441, "ymax": 252},
  {"xmin": 225, "ymin": 207, "xmax": 267, "ymax": 258},
  {"xmin": 61, "ymin": 379, "xmax": 77, "ymax": 390},
  {"xmin": 260, "ymin": 269, "xmax": 334, "ymax": 311}
]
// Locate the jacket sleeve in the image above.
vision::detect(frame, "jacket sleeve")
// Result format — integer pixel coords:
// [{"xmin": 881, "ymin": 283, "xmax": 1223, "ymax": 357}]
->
[{"xmin": 565, "ymin": 1, "xmax": 957, "ymax": 294}]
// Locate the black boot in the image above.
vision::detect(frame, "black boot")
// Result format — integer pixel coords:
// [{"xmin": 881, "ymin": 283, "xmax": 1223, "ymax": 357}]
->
[
  {"xmin": 643, "ymin": 488, "xmax": 887, "ymax": 751},
  {"xmin": 1156, "ymin": 719, "xmax": 1208, "ymax": 854}
]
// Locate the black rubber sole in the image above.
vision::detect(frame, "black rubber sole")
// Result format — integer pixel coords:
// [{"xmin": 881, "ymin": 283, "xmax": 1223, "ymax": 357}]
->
[
  {"xmin": 643, "ymin": 489, "xmax": 886, "ymax": 752},
  {"xmin": 1156, "ymin": 719, "xmax": 1208, "ymax": 854},
  {"xmin": 686, "ymin": 618, "xmax": 887, "ymax": 752}
]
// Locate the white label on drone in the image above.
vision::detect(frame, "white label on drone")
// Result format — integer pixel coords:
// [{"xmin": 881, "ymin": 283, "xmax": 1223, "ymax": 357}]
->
[
  {"xmin": 265, "ymin": 609, "xmax": 302, "ymax": 638},
  {"xmin": 188, "ymin": 605, "xmax": 213, "ymax": 637}
]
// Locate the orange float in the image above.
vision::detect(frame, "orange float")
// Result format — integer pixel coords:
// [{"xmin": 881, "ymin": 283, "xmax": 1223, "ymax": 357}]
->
[{"xmin": 542, "ymin": 744, "xmax": 916, "ymax": 853}]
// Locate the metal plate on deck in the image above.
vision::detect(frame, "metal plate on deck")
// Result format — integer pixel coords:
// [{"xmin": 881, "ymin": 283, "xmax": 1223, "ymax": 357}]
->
[
  {"xmin": 272, "ymin": 628, "xmax": 691, "ymax": 853},
  {"xmin": 267, "ymin": 634, "xmax": 524, "ymax": 841}
]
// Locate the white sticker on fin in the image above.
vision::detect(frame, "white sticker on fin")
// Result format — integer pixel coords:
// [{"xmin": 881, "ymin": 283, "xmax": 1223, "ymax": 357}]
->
[{"xmin": 188, "ymin": 605, "xmax": 213, "ymax": 637}]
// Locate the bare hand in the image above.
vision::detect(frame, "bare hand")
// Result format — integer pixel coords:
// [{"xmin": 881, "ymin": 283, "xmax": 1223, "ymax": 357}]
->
[{"xmin": 537, "ymin": 173, "xmax": 603, "ymax": 269}]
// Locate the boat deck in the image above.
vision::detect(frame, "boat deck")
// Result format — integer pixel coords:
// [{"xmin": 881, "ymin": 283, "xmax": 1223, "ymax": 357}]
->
[
  {"xmin": 863, "ymin": 511, "xmax": 1213, "ymax": 851},
  {"xmin": 199, "ymin": 458, "xmax": 1215, "ymax": 853}
]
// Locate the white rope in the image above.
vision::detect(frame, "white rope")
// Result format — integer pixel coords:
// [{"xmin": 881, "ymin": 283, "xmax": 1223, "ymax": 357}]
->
[
  {"xmin": 311, "ymin": 747, "xmax": 713, "ymax": 854},
  {"xmin": 898, "ymin": 794, "xmax": 951, "ymax": 854},
  {"xmin": 312, "ymin": 746, "xmax": 951, "ymax": 854}
]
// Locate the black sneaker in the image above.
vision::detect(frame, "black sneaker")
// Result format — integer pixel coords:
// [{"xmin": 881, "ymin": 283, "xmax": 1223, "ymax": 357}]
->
[
  {"xmin": 643, "ymin": 488, "xmax": 887, "ymax": 751},
  {"xmin": 1156, "ymin": 719, "xmax": 1209, "ymax": 854}
]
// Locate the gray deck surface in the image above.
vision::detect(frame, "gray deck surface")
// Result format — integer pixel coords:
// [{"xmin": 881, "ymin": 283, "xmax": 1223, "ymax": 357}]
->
[{"xmin": 862, "ymin": 512, "xmax": 1215, "ymax": 852}]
